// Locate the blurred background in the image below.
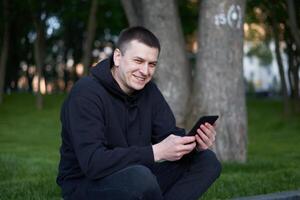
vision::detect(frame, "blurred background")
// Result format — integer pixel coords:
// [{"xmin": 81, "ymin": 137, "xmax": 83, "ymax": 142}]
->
[{"xmin": 0, "ymin": 0, "xmax": 299, "ymax": 199}]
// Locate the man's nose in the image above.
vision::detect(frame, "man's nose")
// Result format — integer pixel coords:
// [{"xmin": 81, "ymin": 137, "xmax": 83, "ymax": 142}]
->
[{"xmin": 140, "ymin": 63, "xmax": 149, "ymax": 75}]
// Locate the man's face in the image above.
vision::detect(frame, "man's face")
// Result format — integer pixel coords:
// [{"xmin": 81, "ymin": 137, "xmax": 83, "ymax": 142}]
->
[{"xmin": 113, "ymin": 40, "xmax": 159, "ymax": 94}]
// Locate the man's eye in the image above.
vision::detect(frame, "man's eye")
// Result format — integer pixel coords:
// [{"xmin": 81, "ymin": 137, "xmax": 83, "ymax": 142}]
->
[
  {"xmin": 134, "ymin": 60, "xmax": 142, "ymax": 64},
  {"xmin": 149, "ymin": 63, "xmax": 156, "ymax": 68}
]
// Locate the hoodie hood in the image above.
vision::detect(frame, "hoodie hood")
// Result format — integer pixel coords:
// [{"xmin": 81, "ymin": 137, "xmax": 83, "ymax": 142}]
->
[{"xmin": 90, "ymin": 57, "xmax": 143, "ymax": 104}]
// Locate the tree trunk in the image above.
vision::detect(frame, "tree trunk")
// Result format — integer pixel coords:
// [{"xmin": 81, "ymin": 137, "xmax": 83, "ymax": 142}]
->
[
  {"xmin": 190, "ymin": 0, "xmax": 247, "ymax": 162},
  {"xmin": 33, "ymin": 16, "xmax": 46, "ymax": 109},
  {"xmin": 122, "ymin": 0, "xmax": 191, "ymax": 126},
  {"xmin": 270, "ymin": 13, "xmax": 291, "ymax": 115},
  {"xmin": 286, "ymin": 38, "xmax": 294, "ymax": 96},
  {"xmin": 0, "ymin": 0, "xmax": 10, "ymax": 104},
  {"xmin": 121, "ymin": 0, "xmax": 144, "ymax": 26},
  {"xmin": 82, "ymin": 0, "xmax": 98, "ymax": 75},
  {"xmin": 286, "ymin": 0, "xmax": 300, "ymax": 51},
  {"xmin": 287, "ymin": 37, "xmax": 300, "ymax": 113},
  {"xmin": 293, "ymin": 64, "xmax": 300, "ymax": 113},
  {"xmin": 286, "ymin": 0, "xmax": 300, "ymax": 113}
]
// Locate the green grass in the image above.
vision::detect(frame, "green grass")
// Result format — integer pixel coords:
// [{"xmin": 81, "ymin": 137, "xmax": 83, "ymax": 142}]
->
[
  {"xmin": 0, "ymin": 94, "xmax": 64, "ymax": 200},
  {"xmin": 0, "ymin": 94, "xmax": 299, "ymax": 199},
  {"xmin": 202, "ymin": 98, "xmax": 300, "ymax": 199}
]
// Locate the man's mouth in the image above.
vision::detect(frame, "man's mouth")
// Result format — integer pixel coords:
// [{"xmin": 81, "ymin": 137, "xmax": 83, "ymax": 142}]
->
[{"xmin": 133, "ymin": 75, "xmax": 146, "ymax": 82}]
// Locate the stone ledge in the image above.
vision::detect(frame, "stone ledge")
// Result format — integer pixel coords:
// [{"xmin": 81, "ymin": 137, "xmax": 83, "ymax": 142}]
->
[{"xmin": 232, "ymin": 190, "xmax": 300, "ymax": 200}]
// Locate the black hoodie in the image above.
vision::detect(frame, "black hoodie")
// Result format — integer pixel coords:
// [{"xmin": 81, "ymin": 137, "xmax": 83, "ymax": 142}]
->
[{"xmin": 57, "ymin": 58, "xmax": 185, "ymax": 189}]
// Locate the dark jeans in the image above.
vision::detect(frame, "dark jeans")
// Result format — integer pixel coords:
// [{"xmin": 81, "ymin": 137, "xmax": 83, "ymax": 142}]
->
[{"xmin": 63, "ymin": 150, "xmax": 222, "ymax": 200}]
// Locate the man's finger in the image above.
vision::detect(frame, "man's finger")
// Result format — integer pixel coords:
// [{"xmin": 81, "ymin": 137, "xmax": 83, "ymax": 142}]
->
[
  {"xmin": 205, "ymin": 123, "xmax": 214, "ymax": 130},
  {"xmin": 195, "ymin": 134, "xmax": 208, "ymax": 150},
  {"xmin": 179, "ymin": 142, "xmax": 196, "ymax": 151},
  {"xmin": 197, "ymin": 128, "xmax": 211, "ymax": 145},
  {"xmin": 200, "ymin": 124, "xmax": 211, "ymax": 135},
  {"xmin": 205, "ymin": 123, "xmax": 216, "ymax": 135},
  {"xmin": 180, "ymin": 136, "xmax": 196, "ymax": 144},
  {"xmin": 201, "ymin": 124, "xmax": 215, "ymax": 140}
]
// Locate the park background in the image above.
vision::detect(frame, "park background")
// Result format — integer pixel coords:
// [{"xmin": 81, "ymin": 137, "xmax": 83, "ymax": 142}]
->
[{"xmin": 0, "ymin": 0, "xmax": 299, "ymax": 199}]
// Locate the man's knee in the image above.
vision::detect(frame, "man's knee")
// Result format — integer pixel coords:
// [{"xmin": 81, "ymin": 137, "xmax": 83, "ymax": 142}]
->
[
  {"xmin": 124, "ymin": 165, "xmax": 162, "ymax": 198},
  {"xmin": 195, "ymin": 149, "xmax": 222, "ymax": 178},
  {"xmin": 82, "ymin": 165, "xmax": 162, "ymax": 200}
]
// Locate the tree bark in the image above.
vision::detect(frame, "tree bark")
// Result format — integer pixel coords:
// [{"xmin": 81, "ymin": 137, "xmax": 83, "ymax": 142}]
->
[
  {"xmin": 287, "ymin": 43, "xmax": 294, "ymax": 97},
  {"xmin": 121, "ymin": 0, "xmax": 144, "ymax": 26},
  {"xmin": 190, "ymin": 0, "xmax": 248, "ymax": 162},
  {"xmin": 286, "ymin": 0, "xmax": 300, "ymax": 113},
  {"xmin": 286, "ymin": 0, "xmax": 300, "ymax": 51},
  {"xmin": 0, "ymin": 0, "xmax": 10, "ymax": 104},
  {"xmin": 270, "ymin": 12, "xmax": 291, "ymax": 115},
  {"xmin": 292, "ymin": 63, "xmax": 300, "ymax": 113},
  {"xmin": 286, "ymin": 37, "xmax": 298, "ymax": 99},
  {"xmin": 287, "ymin": 36, "xmax": 300, "ymax": 113},
  {"xmin": 33, "ymin": 15, "xmax": 46, "ymax": 109},
  {"xmin": 82, "ymin": 0, "xmax": 98, "ymax": 75},
  {"xmin": 123, "ymin": 0, "xmax": 191, "ymax": 126}
]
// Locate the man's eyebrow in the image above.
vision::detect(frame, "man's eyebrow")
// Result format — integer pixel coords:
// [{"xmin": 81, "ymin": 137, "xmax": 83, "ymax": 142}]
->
[
  {"xmin": 132, "ymin": 56, "xmax": 157, "ymax": 64},
  {"xmin": 133, "ymin": 56, "xmax": 157, "ymax": 62},
  {"xmin": 133, "ymin": 56, "xmax": 144, "ymax": 60},
  {"xmin": 149, "ymin": 61, "xmax": 158, "ymax": 64}
]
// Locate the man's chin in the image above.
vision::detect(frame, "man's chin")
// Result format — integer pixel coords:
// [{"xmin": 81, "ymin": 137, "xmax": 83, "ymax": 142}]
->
[{"xmin": 132, "ymin": 83, "xmax": 147, "ymax": 91}]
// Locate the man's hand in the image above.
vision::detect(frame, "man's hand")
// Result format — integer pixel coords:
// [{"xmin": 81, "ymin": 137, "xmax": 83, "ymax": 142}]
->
[
  {"xmin": 152, "ymin": 134, "xmax": 196, "ymax": 162},
  {"xmin": 195, "ymin": 123, "xmax": 216, "ymax": 151}
]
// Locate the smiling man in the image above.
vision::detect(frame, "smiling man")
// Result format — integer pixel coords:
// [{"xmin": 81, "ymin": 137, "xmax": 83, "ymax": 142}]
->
[
  {"xmin": 57, "ymin": 27, "xmax": 221, "ymax": 200},
  {"xmin": 111, "ymin": 39, "xmax": 158, "ymax": 94}
]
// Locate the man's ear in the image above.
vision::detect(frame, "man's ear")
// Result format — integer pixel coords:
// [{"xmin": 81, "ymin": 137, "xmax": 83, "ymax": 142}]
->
[{"xmin": 113, "ymin": 48, "xmax": 122, "ymax": 67}]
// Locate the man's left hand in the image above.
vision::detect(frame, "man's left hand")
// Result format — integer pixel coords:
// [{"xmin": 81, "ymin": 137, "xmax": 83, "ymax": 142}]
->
[{"xmin": 195, "ymin": 123, "xmax": 216, "ymax": 151}]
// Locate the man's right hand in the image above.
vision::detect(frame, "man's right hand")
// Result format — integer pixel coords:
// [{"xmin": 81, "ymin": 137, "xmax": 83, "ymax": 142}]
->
[{"xmin": 152, "ymin": 134, "xmax": 196, "ymax": 162}]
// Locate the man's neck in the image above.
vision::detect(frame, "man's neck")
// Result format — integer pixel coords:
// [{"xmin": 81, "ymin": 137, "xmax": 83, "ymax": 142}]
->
[{"xmin": 111, "ymin": 66, "xmax": 133, "ymax": 95}]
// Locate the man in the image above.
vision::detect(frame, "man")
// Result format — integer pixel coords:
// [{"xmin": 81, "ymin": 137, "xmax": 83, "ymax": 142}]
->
[{"xmin": 57, "ymin": 26, "xmax": 221, "ymax": 200}]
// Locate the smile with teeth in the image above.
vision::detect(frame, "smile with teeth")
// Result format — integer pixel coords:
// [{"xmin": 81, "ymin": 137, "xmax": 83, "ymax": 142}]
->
[{"xmin": 133, "ymin": 75, "xmax": 146, "ymax": 82}]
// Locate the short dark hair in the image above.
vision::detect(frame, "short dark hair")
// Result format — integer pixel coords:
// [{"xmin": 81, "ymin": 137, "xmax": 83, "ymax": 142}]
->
[{"xmin": 116, "ymin": 26, "xmax": 161, "ymax": 54}]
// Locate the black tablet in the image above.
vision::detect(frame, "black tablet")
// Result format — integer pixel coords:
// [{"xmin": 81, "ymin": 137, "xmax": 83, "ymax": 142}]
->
[{"xmin": 186, "ymin": 115, "xmax": 219, "ymax": 136}]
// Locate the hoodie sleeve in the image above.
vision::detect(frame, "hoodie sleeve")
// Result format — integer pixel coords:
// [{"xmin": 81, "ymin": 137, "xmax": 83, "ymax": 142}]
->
[
  {"xmin": 150, "ymin": 84, "xmax": 186, "ymax": 143},
  {"xmin": 65, "ymin": 92, "xmax": 154, "ymax": 180}
]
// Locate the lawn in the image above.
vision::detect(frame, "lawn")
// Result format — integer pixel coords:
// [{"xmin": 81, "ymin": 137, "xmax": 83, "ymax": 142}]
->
[{"xmin": 0, "ymin": 94, "xmax": 299, "ymax": 199}]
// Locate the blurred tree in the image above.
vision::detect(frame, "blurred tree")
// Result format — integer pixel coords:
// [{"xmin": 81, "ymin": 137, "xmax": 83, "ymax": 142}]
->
[
  {"xmin": 0, "ymin": 0, "xmax": 10, "ymax": 104},
  {"xmin": 59, "ymin": 0, "xmax": 127, "ymax": 77},
  {"xmin": 0, "ymin": 0, "xmax": 128, "ymax": 101},
  {"xmin": 82, "ymin": 0, "xmax": 98, "ymax": 75},
  {"xmin": 10, "ymin": 1, "xmax": 35, "ymax": 92},
  {"xmin": 121, "ymin": 0, "xmax": 191, "ymax": 127},
  {"xmin": 286, "ymin": 0, "xmax": 300, "ymax": 51},
  {"xmin": 189, "ymin": 0, "xmax": 247, "ymax": 162},
  {"xmin": 246, "ymin": 0, "xmax": 300, "ymax": 114},
  {"xmin": 121, "ymin": 0, "xmax": 143, "ymax": 26},
  {"xmin": 59, "ymin": 0, "xmax": 89, "ymax": 65},
  {"xmin": 122, "ymin": 0, "xmax": 248, "ymax": 161},
  {"xmin": 269, "ymin": 6, "xmax": 290, "ymax": 114},
  {"xmin": 286, "ymin": 0, "xmax": 300, "ymax": 113},
  {"xmin": 29, "ymin": 0, "xmax": 48, "ymax": 109}
]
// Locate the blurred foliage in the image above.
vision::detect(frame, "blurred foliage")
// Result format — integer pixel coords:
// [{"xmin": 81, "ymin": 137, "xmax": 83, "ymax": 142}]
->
[
  {"xmin": 246, "ymin": 42, "xmax": 273, "ymax": 66},
  {"xmin": 0, "ymin": 0, "xmax": 127, "ymax": 90},
  {"xmin": 245, "ymin": 0, "xmax": 300, "ymax": 72},
  {"xmin": 244, "ymin": 0, "xmax": 274, "ymax": 67},
  {"xmin": 1, "ymin": 0, "xmax": 299, "ymax": 96},
  {"xmin": 178, "ymin": 0, "xmax": 198, "ymax": 37},
  {"xmin": 1, "ymin": 0, "xmax": 201, "ymax": 93}
]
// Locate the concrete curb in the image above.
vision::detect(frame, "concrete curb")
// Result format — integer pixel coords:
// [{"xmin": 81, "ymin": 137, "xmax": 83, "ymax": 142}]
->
[{"xmin": 232, "ymin": 190, "xmax": 300, "ymax": 200}]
